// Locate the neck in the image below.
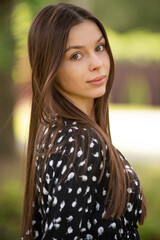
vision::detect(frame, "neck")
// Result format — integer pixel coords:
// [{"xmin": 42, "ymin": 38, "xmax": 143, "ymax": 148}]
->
[
  {"xmin": 71, "ymin": 97, "xmax": 96, "ymax": 121},
  {"xmin": 55, "ymin": 85, "xmax": 96, "ymax": 121}
]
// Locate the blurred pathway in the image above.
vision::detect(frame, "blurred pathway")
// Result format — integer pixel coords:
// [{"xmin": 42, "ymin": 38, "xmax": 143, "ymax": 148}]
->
[
  {"xmin": 14, "ymin": 102, "xmax": 160, "ymax": 164},
  {"xmin": 110, "ymin": 107, "xmax": 160, "ymax": 164}
]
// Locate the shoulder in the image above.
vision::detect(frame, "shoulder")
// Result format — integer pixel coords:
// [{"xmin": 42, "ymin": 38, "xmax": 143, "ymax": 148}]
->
[
  {"xmin": 37, "ymin": 119, "xmax": 103, "ymax": 153},
  {"xmin": 35, "ymin": 119, "xmax": 107, "ymax": 181}
]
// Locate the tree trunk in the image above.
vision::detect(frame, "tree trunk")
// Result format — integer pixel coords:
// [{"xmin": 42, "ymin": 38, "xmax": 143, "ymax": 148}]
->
[{"xmin": 0, "ymin": 0, "xmax": 15, "ymax": 157}]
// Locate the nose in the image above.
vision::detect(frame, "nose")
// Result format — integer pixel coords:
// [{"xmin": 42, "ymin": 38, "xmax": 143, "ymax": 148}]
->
[{"xmin": 88, "ymin": 53, "xmax": 102, "ymax": 71}]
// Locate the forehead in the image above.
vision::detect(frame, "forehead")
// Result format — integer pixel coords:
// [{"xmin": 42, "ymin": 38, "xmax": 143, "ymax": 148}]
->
[{"xmin": 66, "ymin": 20, "xmax": 103, "ymax": 47}]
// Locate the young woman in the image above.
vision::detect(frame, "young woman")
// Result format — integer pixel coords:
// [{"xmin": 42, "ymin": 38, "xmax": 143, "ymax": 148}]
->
[{"xmin": 21, "ymin": 3, "xmax": 147, "ymax": 240}]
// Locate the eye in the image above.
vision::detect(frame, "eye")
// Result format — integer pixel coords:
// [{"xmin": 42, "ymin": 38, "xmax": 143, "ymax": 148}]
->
[
  {"xmin": 95, "ymin": 44, "xmax": 105, "ymax": 52},
  {"xmin": 71, "ymin": 53, "xmax": 82, "ymax": 60}
]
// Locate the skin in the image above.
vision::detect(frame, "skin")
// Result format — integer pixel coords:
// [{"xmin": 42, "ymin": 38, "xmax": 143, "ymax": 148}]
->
[{"xmin": 55, "ymin": 20, "xmax": 110, "ymax": 120}]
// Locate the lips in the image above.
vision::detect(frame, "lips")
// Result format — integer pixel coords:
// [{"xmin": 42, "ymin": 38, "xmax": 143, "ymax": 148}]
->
[{"xmin": 87, "ymin": 75, "xmax": 106, "ymax": 85}]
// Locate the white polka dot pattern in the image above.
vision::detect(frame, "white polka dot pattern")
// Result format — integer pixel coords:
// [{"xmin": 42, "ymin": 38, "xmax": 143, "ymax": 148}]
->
[{"xmin": 27, "ymin": 120, "xmax": 143, "ymax": 240}]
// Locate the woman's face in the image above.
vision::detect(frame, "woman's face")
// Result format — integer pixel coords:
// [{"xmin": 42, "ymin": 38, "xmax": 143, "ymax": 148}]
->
[{"xmin": 55, "ymin": 20, "xmax": 110, "ymax": 110}]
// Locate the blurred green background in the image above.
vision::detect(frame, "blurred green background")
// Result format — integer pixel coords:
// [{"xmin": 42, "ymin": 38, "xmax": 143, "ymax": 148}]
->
[{"xmin": 0, "ymin": 0, "xmax": 160, "ymax": 239}]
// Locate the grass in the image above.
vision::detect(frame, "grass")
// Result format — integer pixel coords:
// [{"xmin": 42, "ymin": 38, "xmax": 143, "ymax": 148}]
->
[
  {"xmin": 132, "ymin": 163, "xmax": 160, "ymax": 240},
  {"xmin": 0, "ymin": 179, "xmax": 23, "ymax": 240}
]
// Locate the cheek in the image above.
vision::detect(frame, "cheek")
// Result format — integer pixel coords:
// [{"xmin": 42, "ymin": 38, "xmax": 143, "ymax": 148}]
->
[
  {"xmin": 108, "ymin": 60, "xmax": 111, "ymax": 72},
  {"xmin": 56, "ymin": 61, "xmax": 86, "ymax": 88},
  {"xmin": 64, "ymin": 65, "xmax": 85, "ymax": 84},
  {"xmin": 56, "ymin": 70, "xmax": 75, "ymax": 90},
  {"xmin": 104, "ymin": 55, "xmax": 110, "ymax": 72},
  {"xmin": 55, "ymin": 65, "xmax": 69, "ymax": 84}
]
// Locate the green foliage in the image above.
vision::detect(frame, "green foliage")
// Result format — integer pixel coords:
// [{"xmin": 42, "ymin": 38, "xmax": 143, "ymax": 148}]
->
[
  {"xmin": 23, "ymin": 0, "xmax": 56, "ymax": 17},
  {"xmin": 0, "ymin": 180, "xmax": 23, "ymax": 240},
  {"xmin": 133, "ymin": 164, "xmax": 160, "ymax": 240},
  {"xmin": 107, "ymin": 29, "xmax": 160, "ymax": 62},
  {"xmin": 94, "ymin": 0, "xmax": 160, "ymax": 33},
  {"xmin": 0, "ymin": 28, "xmax": 14, "ymax": 73},
  {"xmin": 0, "ymin": 1, "xmax": 15, "ymax": 73},
  {"xmin": 11, "ymin": 2, "xmax": 32, "ymax": 57}
]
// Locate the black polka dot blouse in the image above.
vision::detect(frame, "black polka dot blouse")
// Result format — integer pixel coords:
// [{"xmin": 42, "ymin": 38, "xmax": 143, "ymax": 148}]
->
[{"xmin": 31, "ymin": 120, "xmax": 143, "ymax": 240}]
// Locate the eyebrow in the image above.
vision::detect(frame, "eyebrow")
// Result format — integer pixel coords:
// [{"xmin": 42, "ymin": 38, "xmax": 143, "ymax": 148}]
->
[{"xmin": 65, "ymin": 35, "xmax": 104, "ymax": 52}]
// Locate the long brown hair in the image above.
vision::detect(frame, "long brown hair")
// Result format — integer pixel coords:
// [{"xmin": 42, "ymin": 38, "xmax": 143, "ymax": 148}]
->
[{"xmin": 21, "ymin": 3, "xmax": 147, "ymax": 239}]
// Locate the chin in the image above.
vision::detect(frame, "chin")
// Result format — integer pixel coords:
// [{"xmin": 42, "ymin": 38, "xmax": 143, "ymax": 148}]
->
[{"xmin": 93, "ymin": 89, "xmax": 106, "ymax": 98}]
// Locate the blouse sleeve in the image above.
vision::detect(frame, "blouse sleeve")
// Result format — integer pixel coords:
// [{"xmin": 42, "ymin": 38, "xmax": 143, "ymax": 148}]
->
[{"xmin": 33, "ymin": 126, "xmax": 107, "ymax": 240}]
